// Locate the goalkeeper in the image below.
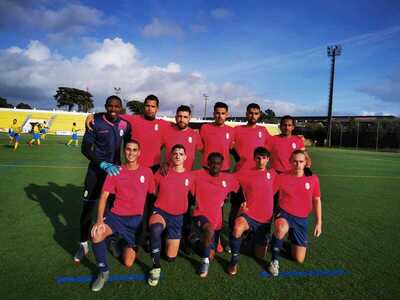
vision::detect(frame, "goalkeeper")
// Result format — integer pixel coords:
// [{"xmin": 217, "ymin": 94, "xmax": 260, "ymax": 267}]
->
[{"xmin": 74, "ymin": 95, "xmax": 131, "ymax": 263}]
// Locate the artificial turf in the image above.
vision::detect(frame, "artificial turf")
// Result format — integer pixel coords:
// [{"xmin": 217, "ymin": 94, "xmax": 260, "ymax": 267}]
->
[{"xmin": 0, "ymin": 133, "xmax": 399, "ymax": 299}]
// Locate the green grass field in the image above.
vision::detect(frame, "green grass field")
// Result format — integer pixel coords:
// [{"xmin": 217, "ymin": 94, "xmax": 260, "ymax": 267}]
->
[{"xmin": 1, "ymin": 133, "xmax": 399, "ymax": 299}]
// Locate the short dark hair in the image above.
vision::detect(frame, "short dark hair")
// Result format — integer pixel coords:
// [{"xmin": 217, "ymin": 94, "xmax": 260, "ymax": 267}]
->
[
  {"xmin": 280, "ymin": 115, "xmax": 296, "ymax": 126},
  {"xmin": 207, "ymin": 152, "xmax": 224, "ymax": 162},
  {"xmin": 105, "ymin": 95, "xmax": 122, "ymax": 106},
  {"xmin": 73, "ymin": 122, "xmax": 76, "ymax": 126},
  {"xmin": 144, "ymin": 94, "xmax": 159, "ymax": 107},
  {"xmin": 126, "ymin": 139, "xmax": 141, "ymax": 149},
  {"xmin": 176, "ymin": 105, "xmax": 191, "ymax": 114},
  {"xmin": 246, "ymin": 103, "xmax": 260, "ymax": 111},
  {"xmin": 254, "ymin": 147, "xmax": 271, "ymax": 158},
  {"xmin": 214, "ymin": 102, "xmax": 228, "ymax": 111},
  {"xmin": 171, "ymin": 143, "xmax": 186, "ymax": 153}
]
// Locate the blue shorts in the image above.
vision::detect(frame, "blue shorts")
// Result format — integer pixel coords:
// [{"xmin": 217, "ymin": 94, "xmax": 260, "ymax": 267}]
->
[
  {"xmin": 241, "ymin": 214, "xmax": 271, "ymax": 246},
  {"xmin": 82, "ymin": 165, "xmax": 107, "ymax": 202},
  {"xmin": 153, "ymin": 207, "xmax": 183, "ymax": 239},
  {"xmin": 13, "ymin": 134, "xmax": 20, "ymax": 142},
  {"xmin": 105, "ymin": 211, "xmax": 142, "ymax": 248},
  {"xmin": 72, "ymin": 133, "xmax": 78, "ymax": 140},
  {"xmin": 33, "ymin": 133, "xmax": 40, "ymax": 140},
  {"xmin": 40, "ymin": 129, "xmax": 46, "ymax": 134},
  {"xmin": 276, "ymin": 209, "xmax": 308, "ymax": 247},
  {"xmin": 193, "ymin": 215, "xmax": 220, "ymax": 249},
  {"xmin": 9, "ymin": 131, "xmax": 14, "ymax": 137}
]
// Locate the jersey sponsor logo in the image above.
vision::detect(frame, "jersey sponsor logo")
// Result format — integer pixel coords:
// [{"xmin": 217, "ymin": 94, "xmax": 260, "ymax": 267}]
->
[
  {"xmin": 222, "ymin": 180, "xmax": 227, "ymax": 188},
  {"xmin": 120, "ymin": 129, "xmax": 124, "ymax": 136},
  {"xmin": 185, "ymin": 178, "xmax": 189, "ymax": 186},
  {"xmin": 226, "ymin": 132, "xmax": 230, "ymax": 140},
  {"xmin": 140, "ymin": 175, "xmax": 145, "ymax": 183},
  {"xmin": 292, "ymin": 142, "xmax": 297, "ymax": 149},
  {"xmin": 99, "ymin": 130, "xmax": 108, "ymax": 133},
  {"xmin": 266, "ymin": 172, "xmax": 271, "ymax": 180},
  {"xmin": 258, "ymin": 131, "xmax": 262, "ymax": 138},
  {"xmin": 188, "ymin": 136, "xmax": 193, "ymax": 143},
  {"xmin": 154, "ymin": 124, "xmax": 159, "ymax": 131},
  {"xmin": 305, "ymin": 182, "xmax": 310, "ymax": 190}
]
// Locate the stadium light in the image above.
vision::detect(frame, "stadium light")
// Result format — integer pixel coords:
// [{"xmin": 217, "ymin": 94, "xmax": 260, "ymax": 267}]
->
[
  {"xmin": 203, "ymin": 93, "xmax": 209, "ymax": 120},
  {"xmin": 326, "ymin": 45, "xmax": 342, "ymax": 147}
]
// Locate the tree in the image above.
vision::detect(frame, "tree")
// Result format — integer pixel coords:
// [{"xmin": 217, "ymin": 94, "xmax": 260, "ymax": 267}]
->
[
  {"xmin": 260, "ymin": 108, "xmax": 276, "ymax": 122},
  {"xmin": 54, "ymin": 87, "xmax": 94, "ymax": 112},
  {"xmin": 16, "ymin": 102, "xmax": 32, "ymax": 109},
  {"xmin": 0, "ymin": 97, "xmax": 14, "ymax": 108},
  {"xmin": 126, "ymin": 100, "xmax": 144, "ymax": 115}
]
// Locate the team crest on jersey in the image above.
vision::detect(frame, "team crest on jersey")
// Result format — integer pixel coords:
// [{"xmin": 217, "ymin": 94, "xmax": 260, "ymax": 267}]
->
[
  {"xmin": 292, "ymin": 142, "xmax": 297, "ymax": 149},
  {"xmin": 120, "ymin": 129, "xmax": 124, "ymax": 136},
  {"xmin": 188, "ymin": 136, "xmax": 193, "ymax": 143},
  {"xmin": 154, "ymin": 124, "xmax": 159, "ymax": 131},
  {"xmin": 185, "ymin": 178, "xmax": 189, "ymax": 186},
  {"xmin": 84, "ymin": 190, "xmax": 88, "ymax": 198},
  {"xmin": 222, "ymin": 180, "xmax": 227, "ymax": 188},
  {"xmin": 140, "ymin": 175, "xmax": 145, "ymax": 183},
  {"xmin": 305, "ymin": 182, "xmax": 310, "ymax": 190},
  {"xmin": 226, "ymin": 132, "xmax": 230, "ymax": 140},
  {"xmin": 258, "ymin": 131, "xmax": 262, "ymax": 138},
  {"xmin": 266, "ymin": 172, "xmax": 271, "ymax": 180}
]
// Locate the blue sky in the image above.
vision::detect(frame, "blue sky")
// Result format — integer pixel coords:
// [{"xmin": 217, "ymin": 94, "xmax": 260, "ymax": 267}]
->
[{"xmin": 0, "ymin": 0, "xmax": 399, "ymax": 116}]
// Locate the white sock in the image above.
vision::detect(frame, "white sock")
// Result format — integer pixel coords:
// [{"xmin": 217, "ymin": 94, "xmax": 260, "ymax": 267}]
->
[{"xmin": 201, "ymin": 257, "xmax": 209, "ymax": 264}]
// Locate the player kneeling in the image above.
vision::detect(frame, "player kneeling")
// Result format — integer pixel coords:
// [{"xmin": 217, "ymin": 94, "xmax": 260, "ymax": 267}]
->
[
  {"xmin": 192, "ymin": 152, "xmax": 239, "ymax": 278},
  {"xmin": 228, "ymin": 147, "xmax": 276, "ymax": 276},
  {"xmin": 90, "ymin": 140, "xmax": 155, "ymax": 292},
  {"xmin": 148, "ymin": 144, "xmax": 193, "ymax": 286},
  {"xmin": 268, "ymin": 150, "xmax": 322, "ymax": 277}
]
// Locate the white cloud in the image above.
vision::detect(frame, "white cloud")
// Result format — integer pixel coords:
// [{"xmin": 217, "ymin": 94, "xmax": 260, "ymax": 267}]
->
[
  {"xmin": 0, "ymin": 1, "xmax": 110, "ymax": 37},
  {"xmin": 0, "ymin": 38, "xmax": 318, "ymax": 116},
  {"xmin": 141, "ymin": 18, "xmax": 184, "ymax": 38},
  {"xmin": 191, "ymin": 24, "xmax": 207, "ymax": 33},
  {"xmin": 211, "ymin": 8, "xmax": 234, "ymax": 20}
]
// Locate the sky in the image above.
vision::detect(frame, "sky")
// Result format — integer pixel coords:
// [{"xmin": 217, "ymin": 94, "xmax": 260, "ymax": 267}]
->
[{"xmin": 0, "ymin": 0, "xmax": 399, "ymax": 117}]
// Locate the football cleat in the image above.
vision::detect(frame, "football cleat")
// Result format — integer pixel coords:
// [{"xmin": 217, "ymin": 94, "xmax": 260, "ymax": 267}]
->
[
  {"xmin": 73, "ymin": 243, "xmax": 89, "ymax": 264},
  {"xmin": 147, "ymin": 268, "xmax": 161, "ymax": 287},
  {"xmin": 91, "ymin": 271, "xmax": 109, "ymax": 292},
  {"xmin": 268, "ymin": 260, "xmax": 279, "ymax": 277},
  {"xmin": 227, "ymin": 263, "xmax": 239, "ymax": 276},
  {"xmin": 198, "ymin": 261, "xmax": 210, "ymax": 278}
]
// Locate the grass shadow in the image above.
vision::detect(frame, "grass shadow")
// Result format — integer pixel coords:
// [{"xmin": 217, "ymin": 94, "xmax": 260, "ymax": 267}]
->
[{"xmin": 25, "ymin": 181, "xmax": 97, "ymax": 273}]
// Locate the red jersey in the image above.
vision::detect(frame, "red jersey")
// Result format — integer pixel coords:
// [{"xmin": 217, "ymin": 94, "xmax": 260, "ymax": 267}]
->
[
  {"xmin": 121, "ymin": 114, "xmax": 169, "ymax": 167},
  {"xmin": 102, "ymin": 165, "xmax": 155, "ymax": 216},
  {"xmin": 200, "ymin": 123, "xmax": 234, "ymax": 171},
  {"xmin": 235, "ymin": 168, "xmax": 277, "ymax": 223},
  {"xmin": 192, "ymin": 169, "xmax": 239, "ymax": 230},
  {"xmin": 163, "ymin": 124, "xmax": 203, "ymax": 170},
  {"xmin": 266, "ymin": 135, "xmax": 305, "ymax": 173},
  {"xmin": 154, "ymin": 169, "xmax": 194, "ymax": 215},
  {"xmin": 233, "ymin": 125, "xmax": 271, "ymax": 171},
  {"xmin": 276, "ymin": 174, "xmax": 321, "ymax": 218}
]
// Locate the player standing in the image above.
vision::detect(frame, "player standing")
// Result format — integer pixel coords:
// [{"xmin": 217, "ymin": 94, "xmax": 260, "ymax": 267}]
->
[
  {"xmin": 9, "ymin": 119, "xmax": 21, "ymax": 151},
  {"xmin": 148, "ymin": 144, "xmax": 193, "ymax": 287},
  {"xmin": 192, "ymin": 153, "xmax": 239, "ymax": 278},
  {"xmin": 90, "ymin": 140, "xmax": 155, "ymax": 291},
  {"xmin": 40, "ymin": 121, "xmax": 48, "ymax": 140},
  {"xmin": 66, "ymin": 122, "xmax": 80, "ymax": 146},
  {"xmin": 229, "ymin": 103, "xmax": 271, "ymax": 235},
  {"xmin": 268, "ymin": 150, "xmax": 322, "ymax": 276},
  {"xmin": 28, "ymin": 123, "xmax": 41, "ymax": 146},
  {"xmin": 228, "ymin": 147, "xmax": 276, "ymax": 276},
  {"xmin": 266, "ymin": 115, "xmax": 311, "ymax": 174},
  {"xmin": 73, "ymin": 95, "xmax": 131, "ymax": 263}
]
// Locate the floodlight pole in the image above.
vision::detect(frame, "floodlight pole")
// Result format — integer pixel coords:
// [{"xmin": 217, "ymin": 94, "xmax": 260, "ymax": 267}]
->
[
  {"xmin": 327, "ymin": 45, "xmax": 342, "ymax": 147},
  {"xmin": 203, "ymin": 94, "xmax": 209, "ymax": 120}
]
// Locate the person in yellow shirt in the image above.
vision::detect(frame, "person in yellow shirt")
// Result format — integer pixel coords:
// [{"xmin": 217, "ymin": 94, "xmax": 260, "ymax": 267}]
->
[
  {"xmin": 40, "ymin": 121, "xmax": 48, "ymax": 139},
  {"xmin": 28, "ymin": 123, "xmax": 41, "ymax": 146},
  {"xmin": 67, "ymin": 122, "xmax": 80, "ymax": 146},
  {"xmin": 10, "ymin": 119, "xmax": 22, "ymax": 151},
  {"xmin": 8, "ymin": 119, "xmax": 17, "ymax": 145}
]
